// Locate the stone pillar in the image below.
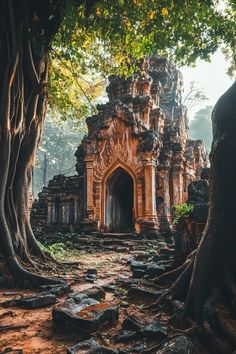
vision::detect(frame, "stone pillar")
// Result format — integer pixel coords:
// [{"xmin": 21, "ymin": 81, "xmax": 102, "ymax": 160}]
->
[
  {"xmin": 172, "ymin": 169, "xmax": 183, "ymax": 205},
  {"xmin": 157, "ymin": 150, "xmax": 173, "ymax": 231},
  {"xmin": 74, "ymin": 197, "xmax": 79, "ymax": 223},
  {"xmin": 151, "ymin": 108, "xmax": 165, "ymax": 134},
  {"xmin": 137, "ymin": 178, "xmax": 143, "ymax": 219},
  {"xmin": 144, "ymin": 159, "xmax": 156, "ymax": 219},
  {"xmin": 49, "ymin": 199, "xmax": 59, "ymax": 224},
  {"xmin": 94, "ymin": 182, "xmax": 101, "ymax": 228},
  {"xmin": 136, "ymin": 178, "xmax": 144, "ymax": 233},
  {"xmin": 61, "ymin": 203, "xmax": 66, "ymax": 223},
  {"xmin": 47, "ymin": 199, "xmax": 52, "ymax": 225},
  {"xmin": 141, "ymin": 154, "xmax": 159, "ymax": 234},
  {"xmin": 183, "ymin": 171, "xmax": 189, "ymax": 203},
  {"xmin": 84, "ymin": 155, "xmax": 95, "ymax": 221},
  {"xmin": 80, "ymin": 155, "xmax": 98, "ymax": 232},
  {"xmin": 172, "ymin": 152, "xmax": 185, "ymax": 205},
  {"xmin": 64, "ymin": 200, "xmax": 70, "ymax": 224},
  {"xmin": 159, "ymin": 167, "xmax": 172, "ymax": 230}
]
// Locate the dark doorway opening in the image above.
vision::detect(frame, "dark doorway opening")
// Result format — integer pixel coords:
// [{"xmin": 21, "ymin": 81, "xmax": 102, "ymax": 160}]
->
[{"xmin": 105, "ymin": 167, "xmax": 134, "ymax": 232}]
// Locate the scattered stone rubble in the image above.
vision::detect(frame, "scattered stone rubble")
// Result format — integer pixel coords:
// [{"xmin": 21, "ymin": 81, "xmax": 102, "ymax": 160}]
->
[
  {"xmin": 52, "ymin": 286, "xmax": 118, "ymax": 333},
  {"xmin": 0, "ymin": 232, "xmax": 200, "ymax": 353},
  {"xmin": 67, "ymin": 339, "xmax": 118, "ymax": 354}
]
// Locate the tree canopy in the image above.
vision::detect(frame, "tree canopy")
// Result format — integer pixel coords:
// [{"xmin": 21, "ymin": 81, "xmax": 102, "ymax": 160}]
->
[
  {"xmin": 44, "ymin": 0, "xmax": 235, "ymax": 129},
  {"xmin": 52, "ymin": 0, "xmax": 235, "ymax": 79}
]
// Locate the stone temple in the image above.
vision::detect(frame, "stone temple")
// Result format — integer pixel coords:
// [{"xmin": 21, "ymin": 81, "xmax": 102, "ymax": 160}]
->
[{"xmin": 31, "ymin": 57, "xmax": 208, "ymax": 235}]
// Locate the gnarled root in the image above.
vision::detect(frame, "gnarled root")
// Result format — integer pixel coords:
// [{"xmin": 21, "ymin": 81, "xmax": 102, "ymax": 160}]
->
[
  {"xmin": 148, "ymin": 251, "xmax": 195, "ymax": 310},
  {"xmin": 153, "ymin": 250, "xmax": 196, "ymax": 286},
  {"xmin": 11, "ymin": 256, "xmax": 64, "ymax": 287}
]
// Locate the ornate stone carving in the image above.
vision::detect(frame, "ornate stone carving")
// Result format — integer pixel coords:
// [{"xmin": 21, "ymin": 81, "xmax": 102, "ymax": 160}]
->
[{"xmin": 31, "ymin": 57, "xmax": 209, "ymax": 235}]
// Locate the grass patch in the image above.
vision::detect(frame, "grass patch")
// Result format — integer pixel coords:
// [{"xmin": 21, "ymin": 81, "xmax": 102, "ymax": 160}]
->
[{"xmin": 39, "ymin": 241, "xmax": 79, "ymax": 261}]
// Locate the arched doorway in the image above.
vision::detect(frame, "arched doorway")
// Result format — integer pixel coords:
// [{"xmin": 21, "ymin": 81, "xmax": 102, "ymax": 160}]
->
[{"xmin": 105, "ymin": 167, "xmax": 134, "ymax": 232}]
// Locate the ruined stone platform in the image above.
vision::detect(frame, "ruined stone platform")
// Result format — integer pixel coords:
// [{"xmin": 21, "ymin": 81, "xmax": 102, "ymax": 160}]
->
[{"xmin": 37, "ymin": 231, "xmax": 172, "ymax": 256}]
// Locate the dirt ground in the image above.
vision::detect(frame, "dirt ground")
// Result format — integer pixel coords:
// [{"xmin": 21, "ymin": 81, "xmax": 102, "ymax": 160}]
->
[{"xmin": 0, "ymin": 250, "xmax": 161, "ymax": 354}]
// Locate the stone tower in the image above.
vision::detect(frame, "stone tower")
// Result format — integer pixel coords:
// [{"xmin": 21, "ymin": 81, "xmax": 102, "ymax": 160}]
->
[{"xmin": 31, "ymin": 57, "xmax": 209, "ymax": 235}]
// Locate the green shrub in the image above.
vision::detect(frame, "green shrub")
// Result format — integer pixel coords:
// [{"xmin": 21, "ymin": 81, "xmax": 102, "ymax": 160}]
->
[
  {"xmin": 39, "ymin": 242, "xmax": 66, "ymax": 257},
  {"xmin": 172, "ymin": 203, "xmax": 194, "ymax": 225}
]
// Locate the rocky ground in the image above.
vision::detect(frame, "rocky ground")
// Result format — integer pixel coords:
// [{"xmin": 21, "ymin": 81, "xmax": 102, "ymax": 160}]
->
[{"xmin": 0, "ymin": 233, "xmax": 199, "ymax": 354}]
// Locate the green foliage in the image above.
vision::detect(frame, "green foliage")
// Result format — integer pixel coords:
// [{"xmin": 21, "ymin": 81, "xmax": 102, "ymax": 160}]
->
[
  {"xmin": 39, "ymin": 241, "xmax": 96, "ymax": 265},
  {"xmin": 220, "ymin": 0, "xmax": 236, "ymax": 77},
  {"xmin": 39, "ymin": 242, "xmax": 66, "ymax": 257},
  {"xmin": 53, "ymin": 0, "xmax": 236, "ymax": 79},
  {"xmin": 115, "ymin": 287, "xmax": 128, "ymax": 298},
  {"xmin": 39, "ymin": 241, "xmax": 77, "ymax": 261},
  {"xmin": 45, "ymin": 0, "xmax": 236, "ymax": 120},
  {"xmin": 48, "ymin": 57, "xmax": 106, "ymax": 123},
  {"xmin": 172, "ymin": 203, "xmax": 194, "ymax": 225},
  {"xmin": 189, "ymin": 106, "xmax": 213, "ymax": 152}
]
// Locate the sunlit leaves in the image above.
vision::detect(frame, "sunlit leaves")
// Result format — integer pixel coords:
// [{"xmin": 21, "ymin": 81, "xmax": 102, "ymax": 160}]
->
[
  {"xmin": 96, "ymin": 7, "xmax": 102, "ymax": 16},
  {"xmin": 55, "ymin": 0, "xmax": 235, "ymax": 73},
  {"xmin": 48, "ymin": 54, "xmax": 106, "ymax": 124},
  {"xmin": 161, "ymin": 8, "xmax": 168, "ymax": 17},
  {"xmin": 148, "ymin": 11, "xmax": 156, "ymax": 20},
  {"xmin": 48, "ymin": 0, "xmax": 235, "ymax": 123}
]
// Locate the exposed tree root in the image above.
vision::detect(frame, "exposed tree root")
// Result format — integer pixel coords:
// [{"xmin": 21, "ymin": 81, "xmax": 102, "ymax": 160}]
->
[
  {"xmin": 12, "ymin": 257, "xmax": 64, "ymax": 287},
  {"xmin": 148, "ymin": 250, "xmax": 236, "ymax": 352},
  {"xmin": 153, "ymin": 250, "xmax": 196, "ymax": 286},
  {"xmin": 141, "ymin": 334, "xmax": 194, "ymax": 353},
  {"xmin": 0, "ymin": 324, "xmax": 29, "ymax": 332},
  {"xmin": 147, "ymin": 253, "xmax": 195, "ymax": 311},
  {"xmin": 151, "ymin": 251, "xmax": 236, "ymax": 353},
  {"xmin": 0, "ymin": 311, "xmax": 14, "ymax": 319}
]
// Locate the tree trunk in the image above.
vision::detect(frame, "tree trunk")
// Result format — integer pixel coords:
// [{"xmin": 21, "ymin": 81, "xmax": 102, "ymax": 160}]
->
[
  {"xmin": 32, "ymin": 168, "xmax": 35, "ymax": 198},
  {"xmin": 0, "ymin": 0, "xmax": 64, "ymax": 286},
  {"xmin": 156, "ymin": 82, "xmax": 236, "ymax": 352},
  {"xmin": 184, "ymin": 81, "xmax": 236, "ymax": 322},
  {"xmin": 158, "ymin": 81, "xmax": 236, "ymax": 352},
  {"xmin": 43, "ymin": 152, "xmax": 48, "ymax": 186}
]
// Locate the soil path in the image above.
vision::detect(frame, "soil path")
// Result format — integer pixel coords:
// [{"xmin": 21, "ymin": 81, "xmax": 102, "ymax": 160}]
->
[{"xmin": 0, "ymin": 250, "xmax": 133, "ymax": 353}]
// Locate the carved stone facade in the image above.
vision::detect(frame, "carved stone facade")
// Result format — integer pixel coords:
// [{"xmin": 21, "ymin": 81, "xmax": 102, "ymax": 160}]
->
[
  {"xmin": 31, "ymin": 57, "xmax": 209, "ymax": 234},
  {"xmin": 31, "ymin": 175, "xmax": 81, "ymax": 232}
]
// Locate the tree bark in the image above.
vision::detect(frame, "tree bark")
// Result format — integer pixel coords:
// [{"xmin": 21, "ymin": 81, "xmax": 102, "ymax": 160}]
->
[
  {"xmin": 0, "ymin": 0, "xmax": 64, "ymax": 286},
  {"xmin": 43, "ymin": 152, "xmax": 48, "ymax": 186},
  {"xmin": 156, "ymin": 82, "xmax": 236, "ymax": 352},
  {"xmin": 184, "ymin": 81, "xmax": 236, "ymax": 322}
]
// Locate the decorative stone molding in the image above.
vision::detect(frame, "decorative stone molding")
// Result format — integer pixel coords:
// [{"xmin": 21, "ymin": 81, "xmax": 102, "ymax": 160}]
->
[{"xmin": 31, "ymin": 57, "xmax": 209, "ymax": 235}]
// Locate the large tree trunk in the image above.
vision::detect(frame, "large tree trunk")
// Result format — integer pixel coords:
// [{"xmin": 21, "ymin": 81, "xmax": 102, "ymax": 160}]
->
[
  {"xmin": 0, "ymin": 0, "xmax": 64, "ymax": 286},
  {"xmin": 160, "ymin": 81, "xmax": 236, "ymax": 352},
  {"xmin": 185, "ymin": 81, "xmax": 236, "ymax": 321}
]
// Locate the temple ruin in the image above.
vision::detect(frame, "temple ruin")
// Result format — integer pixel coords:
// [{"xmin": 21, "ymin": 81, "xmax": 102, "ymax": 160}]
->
[{"xmin": 31, "ymin": 57, "xmax": 208, "ymax": 235}]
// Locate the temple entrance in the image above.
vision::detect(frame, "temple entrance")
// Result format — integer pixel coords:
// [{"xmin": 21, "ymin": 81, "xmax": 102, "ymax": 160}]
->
[{"xmin": 105, "ymin": 167, "xmax": 134, "ymax": 232}]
